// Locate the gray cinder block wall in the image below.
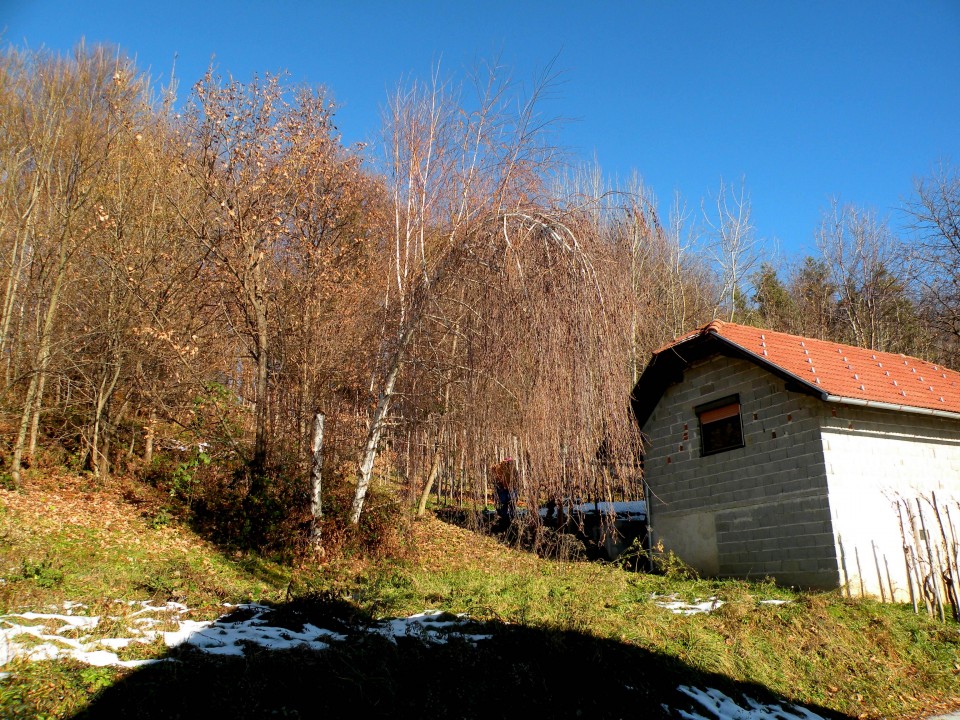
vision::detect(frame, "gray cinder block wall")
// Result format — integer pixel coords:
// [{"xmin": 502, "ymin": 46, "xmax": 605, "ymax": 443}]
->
[{"xmin": 642, "ymin": 355, "xmax": 840, "ymax": 588}]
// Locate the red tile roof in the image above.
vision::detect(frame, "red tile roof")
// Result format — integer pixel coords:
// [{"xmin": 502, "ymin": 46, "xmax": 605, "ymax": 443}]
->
[{"xmin": 656, "ymin": 320, "xmax": 960, "ymax": 416}]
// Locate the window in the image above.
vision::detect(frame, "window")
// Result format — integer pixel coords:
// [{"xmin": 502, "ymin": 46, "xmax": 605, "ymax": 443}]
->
[{"xmin": 696, "ymin": 395, "xmax": 744, "ymax": 456}]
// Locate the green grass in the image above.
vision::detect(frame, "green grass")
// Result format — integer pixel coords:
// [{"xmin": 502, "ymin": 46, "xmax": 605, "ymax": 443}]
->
[
  {"xmin": 380, "ymin": 560, "xmax": 958, "ymax": 718},
  {"xmin": 0, "ymin": 490, "xmax": 291, "ymax": 613},
  {"xmin": 1, "ymin": 474, "xmax": 958, "ymax": 719}
]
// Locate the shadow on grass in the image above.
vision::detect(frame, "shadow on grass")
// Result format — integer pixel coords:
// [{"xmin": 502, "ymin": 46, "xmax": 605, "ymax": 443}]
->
[{"xmin": 63, "ymin": 595, "xmax": 852, "ymax": 720}]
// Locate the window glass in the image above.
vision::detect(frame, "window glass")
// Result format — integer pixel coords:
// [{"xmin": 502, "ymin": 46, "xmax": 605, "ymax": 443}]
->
[{"xmin": 697, "ymin": 396, "xmax": 744, "ymax": 455}]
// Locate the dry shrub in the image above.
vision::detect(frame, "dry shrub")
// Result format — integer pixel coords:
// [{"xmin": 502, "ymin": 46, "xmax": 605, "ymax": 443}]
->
[
  {"xmin": 319, "ymin": 463, "xmax": 413, "ymax": 562},
  {"xmin": 141, "ymin": 452, "xmax": 311, "ymax": 559}
]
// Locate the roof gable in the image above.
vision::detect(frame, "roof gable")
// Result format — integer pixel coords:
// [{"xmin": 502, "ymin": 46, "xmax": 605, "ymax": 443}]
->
[{"xmin": 632, "ymin": 321, "xmax": 960, "ymax": 427}]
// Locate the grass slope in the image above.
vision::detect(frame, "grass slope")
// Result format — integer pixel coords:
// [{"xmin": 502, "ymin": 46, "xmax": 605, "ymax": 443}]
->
[{"xmin": 1, "ymin": 471, "xmax": 958, "ymax": 719}]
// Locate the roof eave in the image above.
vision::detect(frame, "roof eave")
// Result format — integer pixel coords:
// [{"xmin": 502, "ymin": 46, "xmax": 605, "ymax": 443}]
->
[
  {"xmin": 631, "ymin": 331, "xmax": 826, "ymax": 429},
  {"xmin": 823, "ymin": 394, "xmax": 960, "ymax": 422}
]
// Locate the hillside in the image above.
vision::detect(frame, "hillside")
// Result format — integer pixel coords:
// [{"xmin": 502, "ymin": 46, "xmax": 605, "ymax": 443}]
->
[{"xmin": 1, "ymin": 472, "xmax": 959, "ymax": 719}]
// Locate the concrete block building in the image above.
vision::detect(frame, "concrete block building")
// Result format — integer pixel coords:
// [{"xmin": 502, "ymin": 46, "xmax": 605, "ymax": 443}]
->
[{"xmin": 631, "ymin": 320, "xmax": 960, "ymax": 598}]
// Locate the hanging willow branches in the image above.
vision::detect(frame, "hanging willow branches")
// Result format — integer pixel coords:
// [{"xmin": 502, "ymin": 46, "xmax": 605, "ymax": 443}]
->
[{"xmin": 349, "ymin": 63, "xmax": 644, "ymax": 526}]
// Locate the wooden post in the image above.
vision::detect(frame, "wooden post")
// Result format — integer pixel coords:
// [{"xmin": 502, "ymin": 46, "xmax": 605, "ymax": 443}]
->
[
  {"xmin": 482, "ymin": 465, "xmax": 488, "ymax": 510},
  {"xmin": 309, "ymin": 413, "xmax": 325, "ymax": 549},
  {"xmin": 884, "ymin": 554, "xmax": 895, "ymax": 605},
  {"xmin": 910, "ymin": 545, "xmax": 932, "ymax": 618},
  {"xmin": 854, "ymin": 546, "xmax": 865, "ymax": 598},
  {"xmin": 931, "ymin": 493, "xmax": 960, "ymax": 621},
  {"xmin": 872, "ymin": 541, "xmax": 887, "ymax": 603},
  {"xmin": 897, "ymin": 501, "xmax": 918, "ymax": 614},
  {"xmin": 935, "ymin": 543, "xmax": 958, "ymax": 622},
  {"xmin": 916, "ymin": 499, "xmax": 945, "ymax": 622},
  {"xmin": 837, "ymin": 534, "xmax": 851, "ymax": 599},
  {"xmin": 945, "ymin": 504, "xmax": 960, "ymax": 584},
  {"xmin": 906, "ymin": 501, "xmax": 934, "ymax": 617}
]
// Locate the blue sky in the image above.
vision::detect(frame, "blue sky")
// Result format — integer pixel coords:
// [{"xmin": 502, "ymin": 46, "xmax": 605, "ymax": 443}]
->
[{"xmin": 2, "ymin": 0, "xmax": 958, "ymax": 260}]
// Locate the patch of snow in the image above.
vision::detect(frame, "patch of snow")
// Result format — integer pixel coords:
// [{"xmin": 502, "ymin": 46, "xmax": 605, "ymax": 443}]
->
[
  {"xmin": 162, "ymin": 620, "xmax": 214, "ymax": 648},
  {"xmin": 195, "ymin": 624, "xmax": 336, "ymax": 654},
  {"xmin": 370, "ymin": 610, "xmax": 492, "ymax": 645},
  {"xmin": 757, "ymin": 599, "xmax": 789, "ymax": 606},
  {"xmin": 1, "ymin": 601, "xmax": 493, "ymax": 669},
  {"xmin": 7, "ymin": 612, "xmax": 100, "ymax": 630},
  {"xmin": 652, "ymin": 594, "xmax": 724, "ymax": 615},
  {"xmin": 674, "ymin": 686, "xmax": 829, "ymax": 720},
  {"xmin": 1, "ymin": 604, "xmax": 184, "ymax": 669},
  {"xmin": 16, "ymin": 643, "xmax": 62, "ymax": 662},
  {"xmin": 132, "ymin": 616, "xmax": 165, "ymax": 627},
  {"xmin": 161, "ymin": 605, "xmax": 349, "ymax": 654},
  {"xmin": 130, "ymin": 601, "xmax": 188, "ymax": 616},
  {"xmin": 70, "ymin": 650, "xmax": 134, "ymax": 667}
]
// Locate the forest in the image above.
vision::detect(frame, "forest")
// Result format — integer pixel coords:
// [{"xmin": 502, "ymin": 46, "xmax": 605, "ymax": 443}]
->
[{"xmin": 1, "ymin": 43, "xmax": 958, "ymax": 556}]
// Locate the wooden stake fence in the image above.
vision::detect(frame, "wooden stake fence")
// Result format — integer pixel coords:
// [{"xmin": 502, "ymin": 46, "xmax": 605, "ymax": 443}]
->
[{"xmin": 897, "ymin": 494, "xmax": 960, "ymax": 623}]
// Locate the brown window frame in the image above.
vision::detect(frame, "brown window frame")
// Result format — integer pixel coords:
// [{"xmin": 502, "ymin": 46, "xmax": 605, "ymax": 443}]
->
[{"xmin": 696, "ymin": 394, "xmax": 745, "ymax": 456}]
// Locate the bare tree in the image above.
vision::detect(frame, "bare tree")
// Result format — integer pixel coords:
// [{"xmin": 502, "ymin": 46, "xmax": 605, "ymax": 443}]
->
[
  {"xmin": 3, "ymin": 45, "xmax": 144, "ymax": 485},
  {"xmin": 908, "ymin": 163, "xmax": 960, "ymax": 365},
  {"xmin": 173, "ymin": 70, "xmax": 371, "ymax": 483},
  {"xmin": 558, "ymin": 171, "xmax": 713, "ymax": 379},
  {"xmin": 350, "ymin": 65, "xmax": 528, "ymax": 523},
  {"xmin": 817, "ymin": 201, "xmax": 919, "ymax": 353},
  {"xmin": 702, "ymin": 178, "xmax": 762, "ymax": 322},
  {"xmin": 350, "ymin": 63, "xmax": 644, "ymax": 526}
]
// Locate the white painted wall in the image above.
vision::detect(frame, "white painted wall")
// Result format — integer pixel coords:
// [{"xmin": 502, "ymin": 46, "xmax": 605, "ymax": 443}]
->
[{"xmin": 820, "ymin": 405, "xmax": 960, "ymax": 602}]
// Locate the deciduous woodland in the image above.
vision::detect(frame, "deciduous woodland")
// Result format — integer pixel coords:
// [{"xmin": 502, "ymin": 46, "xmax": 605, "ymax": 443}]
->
[{"xmin": 1, "ymin": 44, "xmax": 958, "ymax": 553}]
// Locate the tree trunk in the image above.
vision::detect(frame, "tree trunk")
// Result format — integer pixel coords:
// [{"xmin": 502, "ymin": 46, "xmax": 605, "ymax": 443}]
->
[
  {"xmin": 11, "ymin": 371, "xmax": 40, "ymax": 485},
  {"xmin": 144, "ymin": 409, "xmax": 156, "ymax": 464},
  {"xmin": 87, "ymin": 360, "xmax": 122, "ymax": 477},
  {"xmin": 416, "ymin": 443, "xmax": 443, "ymax": 517},
  {"xmin": 1, "ymin": 182, "xmax": 40, "ymax": 388},
  {"xmin": 309, "ymin": 412, "xmax": 325, "ymax": 547},
  {"xmin": 251, "ymin": 295, "xmax": 269, "ymax": 478},
  {"xmin": 27, "ymin": 368, "xmax": 46, "ymax": 458},
  {"xmin": 10, "ymin": 244, "xmax": 68, "ymax": 486},
  {"xmin": 414, "ymin": 326, "xmax": 458, "ymax": 518},
  {"xmin": 99, "ymin": 409, "xmax": 112, "ymax": 480},
  {"xmin": 350, "ymin": 325, "xmax": 414, "ymax": 524}
]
